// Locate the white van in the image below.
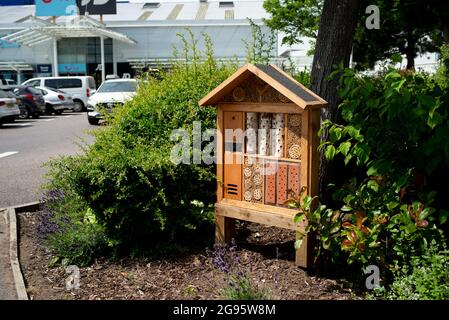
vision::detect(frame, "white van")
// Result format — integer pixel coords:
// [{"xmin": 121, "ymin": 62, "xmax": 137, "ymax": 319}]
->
[{"xmin": 22, "ymin": 76, "xmax": 96, "ymax": 112}]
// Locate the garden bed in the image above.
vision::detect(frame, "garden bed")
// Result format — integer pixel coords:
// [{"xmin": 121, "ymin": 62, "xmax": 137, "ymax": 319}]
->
[{"xmin": 18, "ymin": 211, "xmax": 354, "ymax": 300}]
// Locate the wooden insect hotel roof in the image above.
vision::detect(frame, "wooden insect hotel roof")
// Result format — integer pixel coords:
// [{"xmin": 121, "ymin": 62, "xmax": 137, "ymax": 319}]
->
[{"xmin": 199, "ymin": 63, "xmax": 328, "ymax": 109}]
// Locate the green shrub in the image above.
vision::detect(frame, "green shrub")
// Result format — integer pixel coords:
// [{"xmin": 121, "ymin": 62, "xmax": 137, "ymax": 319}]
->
[
  {"xmin": 293, "ymin": 49, "xmax": 449, "ymax": 281},
  {"xmin": 45, "ymin": 32, "xmax": 236, "ymax": 257},
  {"xmin": 40, "ymin": 160, "xmax": 108, "ymax": 266},
  {"xmin": 370, "ymin": 242, "xmax": 449, "ymax": 300},
  {"xmin": 47, "ymin": 212, "xmax": 107, "ymax": 267}
]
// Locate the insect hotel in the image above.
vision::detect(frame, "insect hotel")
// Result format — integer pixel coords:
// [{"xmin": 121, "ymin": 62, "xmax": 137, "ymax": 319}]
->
[{"xmin": 199, "ymin": 64, "xmax": 327, "ymax": 268}]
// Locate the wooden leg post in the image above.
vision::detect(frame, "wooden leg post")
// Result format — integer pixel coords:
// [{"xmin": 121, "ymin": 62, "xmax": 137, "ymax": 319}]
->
[
  {"xmin": 215, "ymin": 214, "xmax": 236, "ymax": 245},
  {"xmin": 295, "ymin": 233, "xmax": 315, "ymax": 268}
]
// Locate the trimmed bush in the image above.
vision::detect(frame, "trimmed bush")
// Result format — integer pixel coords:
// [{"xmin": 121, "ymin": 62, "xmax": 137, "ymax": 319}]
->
[{"xmin": 45, "ymin": 32, "xmax": 237, "ymax": 257}]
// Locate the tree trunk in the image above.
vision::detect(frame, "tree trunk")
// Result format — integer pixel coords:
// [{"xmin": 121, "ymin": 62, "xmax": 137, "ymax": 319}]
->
[
  {"xmin": 310, "ymin": 0, "xmax": 361, "ymax": 202},
  {"xmin": 444, "ymin": 23, "xmax": 449, "ymax": 43},
  {"xmin": 405, "ymin": 36, "xmax": 416, "ymax": 70}
]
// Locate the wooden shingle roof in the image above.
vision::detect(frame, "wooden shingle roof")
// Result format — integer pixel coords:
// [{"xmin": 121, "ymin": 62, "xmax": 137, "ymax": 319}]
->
[{"xmin": 199, "ymin": 63, "xmax": 327, "ymax": 109}]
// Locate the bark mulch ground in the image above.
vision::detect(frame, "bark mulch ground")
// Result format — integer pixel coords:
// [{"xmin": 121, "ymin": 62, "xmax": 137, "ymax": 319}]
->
[{"xmin": 18, "ymin": 211, "xmax": 355, "ymax": 300}]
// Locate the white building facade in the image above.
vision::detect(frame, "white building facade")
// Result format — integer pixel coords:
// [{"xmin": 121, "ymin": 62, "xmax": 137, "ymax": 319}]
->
[{"xmin": 0, "ymin": 1, "xmax": 277, "ymax": 84}]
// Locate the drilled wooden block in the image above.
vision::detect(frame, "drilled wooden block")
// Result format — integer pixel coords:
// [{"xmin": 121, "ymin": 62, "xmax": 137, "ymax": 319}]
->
[
  {"xmin": 287, "ymin": 163, "xmax": 301, "ymax": 199},
  {"xmin": 287, "ymin": 114, "xmax": 302, "ymax": 159},
  {"xmin": 243, "ymin": 156, "xmax": 263, "ymax": 204},
  {"xmin": 277, "ymin": 162, "xmax": 288, "ymax": 206},
  {"xmin": 264, "ymin": 161, "xmax": 276, "ymax": 205}
]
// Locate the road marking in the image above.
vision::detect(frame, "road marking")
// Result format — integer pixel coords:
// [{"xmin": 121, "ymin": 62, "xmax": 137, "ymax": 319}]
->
[
  {"xmin": 40, "ymin": 118, "xmax": 56, "ymax": 122},
  {"xmin": 59, "ymin": 115, "xmax": 73, "ymax": 118},
  {"xmin": 0, "ymin": 151, "xmax": 18, "ymax": 159},
  {"xmin": 2, "ymin": 122, "xmax": 31, "ymax": 127}
]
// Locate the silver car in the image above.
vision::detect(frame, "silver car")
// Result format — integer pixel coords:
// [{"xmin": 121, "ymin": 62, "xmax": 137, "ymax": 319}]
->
[
  {"xmin": 0, "ymin": 89, "xmax": 20, "ymax": 126},
  {"xmin": 37, "ymin": 86, "xmax": 75, "ymax": 115}
]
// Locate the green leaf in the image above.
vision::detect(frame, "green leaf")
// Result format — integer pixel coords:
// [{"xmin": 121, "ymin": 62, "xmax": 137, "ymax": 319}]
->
[
  {"xmin": 329, "ymin": 127, "xmax": 343, "ymax": 142},
  {"xmin": 367, "ymin": 166, "xmax": 378, "ymax": 176},
  {"xmin": 325, "ymin": 145, "xmax": 337, "ymax": 161},
  {"xmin": 354, "ymin": 144, "xmax": 370, "ymax": 165},
  {"xmin": 339, "ymin": 141, "xmax": 351, "ymax": 156},
  {"xmin": 406, "ymin": 223, "xmax": 417, "ymax": 234},
  {"xmin": 439, "ymin": 210, "xmax": 449, "ymax": 225},
  {"xmin": 341, "ymin": 205, "xmax": 353, "ymax": 212},
  {"xmin": 294, "ymin": 239, "xmax": 303, "ymax": 250},
  {"xmin": 367, "ymin": 180, "xmax": 379, "ymax": 192},
  {"xmin": 344, "ymin": 154, "xmax": 352, "ymax": 165},
  {"xmin": 393, "ymin": 79, "xmax": 406, "ymax": 92},
  {"xmin": 294, "ymin": 213, "xmax": 305, "ymax": 223},
  {"xmin": 322, "ymin": 239, "xmax": 331, "ymax": 250},
  {"xmin": 419, "ymin": 208, "xmax": 431, "ymax": 221},
  {"xmin": 330, "ymin": 223, "xmax": 341, "ymax": 234},
  {"xmin": 387, "ymin": 201, "xmax": 399, "ymax": 210},
  {"xmin": 348, "ymin": 127, "xmax": 363, "ymax": 142},
  {"xmin": 284, "ymin": 199, "xmax": 299, "ymax": 209}
]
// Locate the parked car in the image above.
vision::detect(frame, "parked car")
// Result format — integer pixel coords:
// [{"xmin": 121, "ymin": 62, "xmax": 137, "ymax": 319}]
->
[
  {"xmin": 22, "ymin": 76, "xmax": 96, "ymax": 112},
  {"xmin": 1, "ymin": 88, "xmax": 27, "ymax": 119},
  {"xmin": 87, "ymin": 79, "xmax": 137, "ymax": 125},
  {"xmin": 0, "ymin": 89, "xmax": 20, "ymax": 126},
  {"xmin": 36, "ymin": 87, "xmax": 75, "ymax": 115},
  {"xmin": 1, "ymin": 79, "xmax": 15, "ymax": 86},
  {"xmin": 11, "ymin": 86, "xmax": 46, "ymax": 119}
]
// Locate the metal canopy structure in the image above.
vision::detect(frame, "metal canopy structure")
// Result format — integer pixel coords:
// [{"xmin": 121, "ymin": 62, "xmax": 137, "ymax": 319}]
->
[
  {"xmin": 0, "ymin": 16, "xmax": 136, "ymax": 47},
  {"xmin": 0, "ymin": 61, "xmax": 33, "ymax": 83},
  {"xmin": 0, "ymin": 61, "xmax": 33, "ymax": 72},
  {"xmin": 0, "ymin": 15, "xmax": 136, "ymax": 82}
]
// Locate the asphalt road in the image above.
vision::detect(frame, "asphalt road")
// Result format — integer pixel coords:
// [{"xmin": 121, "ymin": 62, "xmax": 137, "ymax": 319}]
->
[{"xmin": 0, "ymin": 112, "xmax": 96, "ymax": 208}]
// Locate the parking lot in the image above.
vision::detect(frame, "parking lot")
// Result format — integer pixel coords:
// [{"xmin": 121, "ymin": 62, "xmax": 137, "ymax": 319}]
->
[{"xmin": 0, "ymin": 112, "xmax": 96, "ymax": 207}]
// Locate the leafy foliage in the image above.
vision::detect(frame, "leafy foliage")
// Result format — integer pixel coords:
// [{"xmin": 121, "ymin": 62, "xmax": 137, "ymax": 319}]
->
[
  {"xmin": 263, "ymin": 0, "xmax": 323, "ymax": 45},
  {"xmin": 370, "ymin": 242, "xmax": 449, "ymax": 300},
  {"xmin": 293, "ymin": 56, "xmax": 449, "ymax": 281},
  {"xmin": 354, "ymin": 0, "xmax": 449, "ymax": 70},
  {"xmin": 39, "ymin": 185, "xmax": 108, "ymax": 267},
  {"xmin": 263, "ymin": 0, "xmax": 449, "ymax": 69},
  {"xmin": 45, "ymin": 32, "xmax": 237, "ymax": 257}
]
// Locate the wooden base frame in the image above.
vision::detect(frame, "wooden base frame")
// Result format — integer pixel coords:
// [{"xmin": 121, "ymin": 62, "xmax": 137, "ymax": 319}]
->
[{"xmin": 214, "ymin": 201, "xmax": 313, "ymax": 269}]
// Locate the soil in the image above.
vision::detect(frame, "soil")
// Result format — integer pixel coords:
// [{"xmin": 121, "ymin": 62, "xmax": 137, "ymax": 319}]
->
[{"xmin": 18, "ymin": 211, "xmax": 355, "ymax": 300}]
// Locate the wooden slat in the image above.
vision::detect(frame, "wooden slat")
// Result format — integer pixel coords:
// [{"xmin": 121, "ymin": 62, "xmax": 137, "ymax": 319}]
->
[
  {"xmin": 216, "ymin": 108, "xmax": 224, "ymax": 202},
  {"xmin": 309, "ymin": 109, "xmax": 321, "ymax": 198},
  {"xmin": 284, "ymin": 113, "xmax": 288, "ymax": 158},
  {"xmin": 221, "ymin": 198, "xmax": 298, "ymax": 216},
  {"xmin": 300, "ymin": 110, "xmax": 310, "ymax": 197},
  {"xmin": 297, "ymin": 110, "xmax": 310, "ymax": 268},
  {"xmin": 220, "ymin": 102, "xmax": 302, "ymax": 114},
  {"xmin": 242, "ymin": 153, "xmax": 301, "ymax": 164},
  {"xmin": 216, "ymin": 202, "xmax": 305, "ymax": 231}
]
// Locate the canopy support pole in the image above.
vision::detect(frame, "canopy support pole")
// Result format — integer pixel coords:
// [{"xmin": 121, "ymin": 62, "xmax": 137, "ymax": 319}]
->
[
  {"xmin": 100, "ymin": 36, "xmax": 105, "ymax": 82},
  {"xmin": 53, "ymin": 37, "xmax": 59, "ymax": 77}
]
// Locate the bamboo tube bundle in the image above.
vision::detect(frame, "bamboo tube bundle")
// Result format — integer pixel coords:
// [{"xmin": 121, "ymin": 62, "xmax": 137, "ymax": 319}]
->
[
  {"xmin": 270, "ymin": 113, "xmax": 285, "ymax": 157},
  {"xmin": 246, "ymin": 113, "xmax": 259, "ymax": 156},
  {"xmin": 258, "ymin": 113, "xmax": 272, "ymax": 156}
]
